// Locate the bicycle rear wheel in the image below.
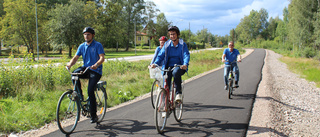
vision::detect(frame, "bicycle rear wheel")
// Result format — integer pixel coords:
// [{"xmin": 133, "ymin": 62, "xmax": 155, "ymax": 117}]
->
[
  {"xmin": 173, "ymin": 88, "xmax": 183, "ymax": 122},
  {"xmin": 154, "ymin": 89, "xmax": 167, "ymax": 134},
  {"xmin": 95, "ymin": 85, "xmax": 107, "ymax": 123},
  {"xmin": 151, "ymin": 80, "xmax": 160, "ymax": 109},
  {"xmin": 56, "ymin": 90, "xmax": 80, "ymax": 135}
]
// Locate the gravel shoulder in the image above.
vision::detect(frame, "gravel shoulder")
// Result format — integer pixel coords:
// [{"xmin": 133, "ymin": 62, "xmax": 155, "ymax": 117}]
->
[{"xmin": 247, "ymin": 49, "xmax": 320, "ymax": 136}]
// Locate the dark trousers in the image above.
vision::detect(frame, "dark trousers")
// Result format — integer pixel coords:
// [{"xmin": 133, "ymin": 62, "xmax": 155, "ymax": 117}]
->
[
  {"xmin": 166, "ymin": 67, "xmax": 186, "ymax": 94},
  {"xmin": 72, "ymin": 66, "xmax": 101, "ymax": 116}
]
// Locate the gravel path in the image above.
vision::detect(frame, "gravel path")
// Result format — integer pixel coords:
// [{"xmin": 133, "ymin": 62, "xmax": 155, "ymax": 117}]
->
[
  {"xmin": 247, "ymin": 50, "xmax": 320, "ymax": 136},
  {"xmin": 5, "ymin": 49, "xmax": 320, "ymax": 137}
]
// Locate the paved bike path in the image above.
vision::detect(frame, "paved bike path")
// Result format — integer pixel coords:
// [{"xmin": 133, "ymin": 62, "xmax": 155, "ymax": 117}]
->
[{"xmin": 43, "ymin": 49, "xmax": 265, "ymax": 137}]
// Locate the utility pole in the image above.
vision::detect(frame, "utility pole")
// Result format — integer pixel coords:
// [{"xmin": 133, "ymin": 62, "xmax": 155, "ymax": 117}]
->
[{"xmin": 35, "ymin": 0, "xmax": 39, "ymax": 61}]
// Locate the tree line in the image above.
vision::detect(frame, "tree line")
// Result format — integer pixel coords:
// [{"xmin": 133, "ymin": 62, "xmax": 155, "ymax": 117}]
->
[
  {"xmin": 232, "ymin": 0, "xmax": 320, "ymax": 58},
  {"xmin": 0, "ymin": 0, "xmax": 230, "ymax": 58}
]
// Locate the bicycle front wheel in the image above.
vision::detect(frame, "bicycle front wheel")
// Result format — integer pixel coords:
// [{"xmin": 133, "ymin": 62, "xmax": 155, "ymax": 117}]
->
[
  {"xmin": 95, "ymin": 86, "xmax": 107, "ymax": 123},
  {"xmin": 151, "ymin": 80, "xmax": 160, "ymax": 109},
  {"xmin": 56, "ymin": 90, "xmax": 80, "ymax": 135},
  {"xmin": 154, "ymin": 89, "xmax": 167, "ymax": 134},
  {"xmin": 173, "ymin": 88, "xmax": 183, "ymax": 122},
  {"xmin": 228, "ymin": 80, "xmax": 233, "ymax": 99}
]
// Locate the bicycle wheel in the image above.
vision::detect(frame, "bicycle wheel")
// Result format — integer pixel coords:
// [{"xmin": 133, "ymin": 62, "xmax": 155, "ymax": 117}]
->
[
  {"xmin": 56, "ymin": 90, "xmax": 80, "ymax": 135},
  {"xmin": 173, "ymin": 88, "xmax": 183, "ymax": 122},
  {"xmin": 154, "ymin": 89, "xmax": 167, "ymax": 134},
  {"xmin": 151, "ymin": 80, "xmax": 160, "ymax": 109},
  {"xmin": 228, "ymin": 79, "xmax": 233, "ymax": 99},
  {"xmin": 95, "ymin": 86, "xmax": 107, "ymax": 123}
]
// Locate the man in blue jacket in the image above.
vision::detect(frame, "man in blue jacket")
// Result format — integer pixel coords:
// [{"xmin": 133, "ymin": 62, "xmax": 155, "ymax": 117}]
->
[{"xmin": 151, "ymin": 26, "xmax": 190, "ymax": 102}]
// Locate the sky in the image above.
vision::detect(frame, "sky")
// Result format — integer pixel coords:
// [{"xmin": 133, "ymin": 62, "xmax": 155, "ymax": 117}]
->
[{"xmin": 149, "ymin": 0, "xmax": 290, "ymax": 36}]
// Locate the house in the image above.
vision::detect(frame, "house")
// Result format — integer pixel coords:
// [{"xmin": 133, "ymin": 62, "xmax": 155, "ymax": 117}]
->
[
  {"xmin": 135, "ymin": 24, "xmax": 156, "ymax": 46},
  {"xmin": 135, "ymin": 31, "xmax": 149, "ymax": 46}
]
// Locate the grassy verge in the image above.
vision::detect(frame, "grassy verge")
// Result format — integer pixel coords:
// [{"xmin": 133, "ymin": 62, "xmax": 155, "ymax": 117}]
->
[
  {"xmin": 0, "ymin": 49, "xmax": 224, "ymax": 134},
  {"xmin": 280, "ymin": 56, "xmax": 320, "ymax": 87}
]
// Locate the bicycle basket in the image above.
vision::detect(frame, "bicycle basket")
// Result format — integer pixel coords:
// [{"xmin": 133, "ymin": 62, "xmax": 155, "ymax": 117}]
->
[{"xmin": 149, "ymin": 67, "xmax": 161, "ymax": 79}]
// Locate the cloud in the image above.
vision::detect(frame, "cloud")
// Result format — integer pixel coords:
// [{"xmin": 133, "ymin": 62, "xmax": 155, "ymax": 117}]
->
[{"xmin": 150, "ymin": 0, "xmax": 290, "ymax": 36}]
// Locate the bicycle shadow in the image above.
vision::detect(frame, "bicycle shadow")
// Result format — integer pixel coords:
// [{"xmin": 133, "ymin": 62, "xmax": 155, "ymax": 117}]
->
[
  {"xmin": 183, "ymin": 102, "xmax": 245, "ymax": 112},
  {"xmin": 230, "ymin": 93, "xmax": 256, "ymax": 100}
]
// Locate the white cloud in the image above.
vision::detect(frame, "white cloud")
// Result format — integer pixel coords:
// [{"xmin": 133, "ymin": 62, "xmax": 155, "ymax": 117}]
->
[{"xmin": 149, "ymin": 0, "xmax": 290, "ymax": 35}]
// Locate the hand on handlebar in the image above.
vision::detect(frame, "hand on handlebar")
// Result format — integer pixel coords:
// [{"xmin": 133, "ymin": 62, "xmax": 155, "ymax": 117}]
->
[{"xmin": 180, "ymin": 65, "xmax": 187, "ymax": 70}]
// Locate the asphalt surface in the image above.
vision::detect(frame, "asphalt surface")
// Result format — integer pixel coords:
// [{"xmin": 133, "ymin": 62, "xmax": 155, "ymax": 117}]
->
[{"xmin": 43, "ymin": 49, "xmax": 265, "ymax": 137}]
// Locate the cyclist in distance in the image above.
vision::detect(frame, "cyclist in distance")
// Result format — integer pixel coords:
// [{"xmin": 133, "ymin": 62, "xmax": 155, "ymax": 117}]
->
[
  {"xmin": 150, "ymin": 36, "xmax": 167, "ymax": 66},
  {"xmin": 66, "ymin": 27, "xmax": 105, "ymax": 123},
  {"xmin": 222, "ymin": 41, "xmax": 241, "ymax": 90},
  {"xmin": 150, "ymin": 26, "xmax": 190, "ymax": 102}
]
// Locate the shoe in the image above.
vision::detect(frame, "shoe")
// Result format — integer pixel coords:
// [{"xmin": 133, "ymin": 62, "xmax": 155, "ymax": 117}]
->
[
  {"xmin": 175, "ymin": 94, "xmax": 182, "ymax": 102},
  {"xmin": 162, "ymin": 112, "xmax": 167, "ymax": 118},
  {"xmin": 224, "ymin": 85, "xmax": 228, "ymax": 90},
  {"xmin": 90, "ymin": 115, "xmax": 98, "ymax": 123},
  {"xmin": 234, "ymin": 84, "xmax": 239, "ymax": 88}
]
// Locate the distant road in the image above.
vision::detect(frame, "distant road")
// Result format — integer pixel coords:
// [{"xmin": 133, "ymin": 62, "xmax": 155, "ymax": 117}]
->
[{"xmin": 0, "ymin": 48, "xmax": 222, "ymax": 64}]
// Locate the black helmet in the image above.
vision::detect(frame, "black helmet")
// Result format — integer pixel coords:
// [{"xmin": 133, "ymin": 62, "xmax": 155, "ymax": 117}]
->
[
  {"xmin": 168, "ymin": 26, "xmax": 180, "ymax": 35},
  {"xmin": 83, "ymin": 27, "xmax": 95, "ymax": 34}
]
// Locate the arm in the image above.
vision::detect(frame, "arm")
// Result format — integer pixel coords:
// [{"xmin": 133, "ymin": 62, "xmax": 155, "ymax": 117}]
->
[
  {"xmin": 222, "ymin": 54, "xmax": 226, "ymax": 62},
  {"xmin": 181, "ymin": 43, "xmax": 190, "ymax": 70},
  {"xmin": 91, "ymin": 53, "xmax": 105, "ymax": 70},
  {"xmin": 67, "ymin": 55, "xmax": 80, "ymax": 69}
]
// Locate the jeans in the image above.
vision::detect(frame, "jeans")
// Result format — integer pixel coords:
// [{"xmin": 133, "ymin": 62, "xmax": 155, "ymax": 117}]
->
[
  {"xmin": 224, "ymin": 64, "xmax": 239, "ymax": 85},
  {"xmin": 165, "ymin": 67, "xmax": 186, "ymax": 94},
  {"xmin": 72, "ymin": 66, "xmax": 101, "ymax": 116}
]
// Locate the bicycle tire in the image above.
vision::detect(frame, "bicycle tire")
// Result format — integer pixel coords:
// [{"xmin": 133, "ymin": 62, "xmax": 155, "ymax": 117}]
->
[
  {"xmin": 151, "ymin": 80, "xmax": 160, "ymax": 109},
  {"xmin": 56, "ymin": 90, "xmax": 80, "ymax": 135},
  {"xmin": 95, "ymin": 86, "xmax": 107, "ymax": 123},
  {"xmin": 228, "ymin": 79, "xmax": 233, "ymax": 99},
  {"xmin": 154, "ymin": 89, "xmax": 167, "ymax": 134},
  {"xmin": 173, "ymin": 87, "xmax": 183, "ymax": 122}
]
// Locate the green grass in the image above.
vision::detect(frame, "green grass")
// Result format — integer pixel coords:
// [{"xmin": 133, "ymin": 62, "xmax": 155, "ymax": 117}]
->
[
  {"xmin": 0, "ymin": 48, "xmax": 224, "ymax": 134},
  {"xmin": 280, "ymin": 56, "xmax": 320, "ymax": 87}
]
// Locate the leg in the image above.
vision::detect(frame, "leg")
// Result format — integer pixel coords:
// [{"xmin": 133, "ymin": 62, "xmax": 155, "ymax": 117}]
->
[
  {"xmin": 224, "ymin": 66, "xmax": 231, "ymax": 85},
  {"xmin": 233, "ymin": 65, "xmax": 240, "ymax": 86},
  {"xmin": 172, "ymin": 67, "xmax": 186, "ymax": 94},
  {"xmin": 72, "ymin": 66, "xmax": 88, "ymax": 98},
  {"xmin": 87, "ymin": 70, "xmax": 102, "ymax": 123},
  {"xmin": 166, "ymin": 70, "xmax": 173, "ymax": 91}
]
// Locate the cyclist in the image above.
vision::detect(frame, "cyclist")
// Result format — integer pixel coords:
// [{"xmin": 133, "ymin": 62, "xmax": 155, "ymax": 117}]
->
[
  {"xmin": 150, "ymin": 36, "xmax": 167, "ymax": 66},
  {"xmin": 222, "ymin": 41, "xmax": 241, "ymax": 90},
  {"xmin": 151, "ymin": 26, "xmax": 190, "ymax": 102},
  {"xmin": 66, "ymin": 27, "xmax": 105, "ymax": 123}
]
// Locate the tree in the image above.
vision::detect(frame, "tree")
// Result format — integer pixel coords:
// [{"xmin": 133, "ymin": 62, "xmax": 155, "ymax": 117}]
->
[
  {"xmin": 120, "ymin": 0, "xmax": 146, "ymax": 51},
  {"xmin": 47, "ymin": 0, "xmax": 94, "ymax": 57},
  {"xmin": 0, "ymin": 0, "xmax": 46, "ymax": 58}
]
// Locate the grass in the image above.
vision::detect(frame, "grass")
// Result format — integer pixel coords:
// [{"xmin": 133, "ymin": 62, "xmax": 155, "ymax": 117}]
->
[
  {"xmin": 0, "ymin": 48, "xmax": 224, "ymax": 134},
  {"xmin": 280, "ymin": 56, "xmax": 320, "ymax": 87}
]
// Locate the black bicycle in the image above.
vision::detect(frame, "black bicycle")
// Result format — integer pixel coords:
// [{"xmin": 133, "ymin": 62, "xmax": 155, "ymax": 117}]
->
[
  {"xmin": 225, "ymin": 60, "xmax": 238, "ymax": 99},
  {"xmin": 56, "ymin": 67, "xmax": 107, "ymax": 135}
]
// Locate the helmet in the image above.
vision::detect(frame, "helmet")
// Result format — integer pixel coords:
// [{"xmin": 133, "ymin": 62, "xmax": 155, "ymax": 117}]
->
[
  {"xmin": 168, "ymin": 26, "xmax": 180, "ymax": 35},
  {"xmin": 82, "ymin": 27, "xmax": 95, "ymax": 34},
  {"xmin": 159, "ymin": 36, "xmax": 167, "ymax": 41}
]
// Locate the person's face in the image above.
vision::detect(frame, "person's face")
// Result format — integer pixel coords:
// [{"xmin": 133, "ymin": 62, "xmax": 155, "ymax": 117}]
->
[
  {"xmin": 169, "ymin": 31, "xmax": 178, "ymax": 41},
  {"xmin": 83, "ymin": 32, "xmax": 94, "ymax": 43},
  {"xmin": 159, "ymin": 40, "xmax": 165, "ymax": 48},
  {"xmin": 228, "ymin": 42, "xmax": 234, "ymax": 50}
]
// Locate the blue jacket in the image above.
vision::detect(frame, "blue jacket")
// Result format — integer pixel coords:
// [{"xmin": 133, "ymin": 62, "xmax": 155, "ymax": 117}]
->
[
  {"xmin": 150, "ymin": 46, "xmax": 163, "ymax": 65},
  {"xmin": 154, "ymin": 38, "xmax": 190, "ymax": 71}
]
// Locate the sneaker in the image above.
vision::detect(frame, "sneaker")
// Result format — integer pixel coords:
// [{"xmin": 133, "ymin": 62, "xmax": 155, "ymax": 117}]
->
[
  {"xmin": 175, "ymin": 94, "xmax": 182, "ymax": 102},
  {"xmin": 162, "ymin": 112, "xmax": 167, "ymax": 118},
  {"xmin": 234, "ymin": 84, "xmax": 239, "ymax": 88},
  {"xmin": 224, "ymin": 85, "xmax": 228, "ymax": 90},
  {"xmin": 90, "ymin": 114, "xmax": 98, "ymax": 123}
]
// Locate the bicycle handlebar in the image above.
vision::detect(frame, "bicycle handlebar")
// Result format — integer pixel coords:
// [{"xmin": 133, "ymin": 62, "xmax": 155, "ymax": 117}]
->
[
  {"xmin": 153, "ymin": 64, "xmax": 184, "ymax": 72},
  {"xmin": 66, "ymin": 66, "xmax": 90, "ymax": 75}
]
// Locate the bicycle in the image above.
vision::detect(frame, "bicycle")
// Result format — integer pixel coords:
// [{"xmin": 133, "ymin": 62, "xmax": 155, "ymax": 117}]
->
[
  {"xmin": 149, "ymin": 67, "xmax": 163, "ymax": 109},
  {"xmin": 56, "ymin": 67, "xmax": 107, "ymax": 135},
  {"xmin": 225, "ymin": 60, "xmax": 238, "ymax": 99},
  {"xmin": 154, "ymin": 64, "xmax": 184, "ymax": 134}
]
